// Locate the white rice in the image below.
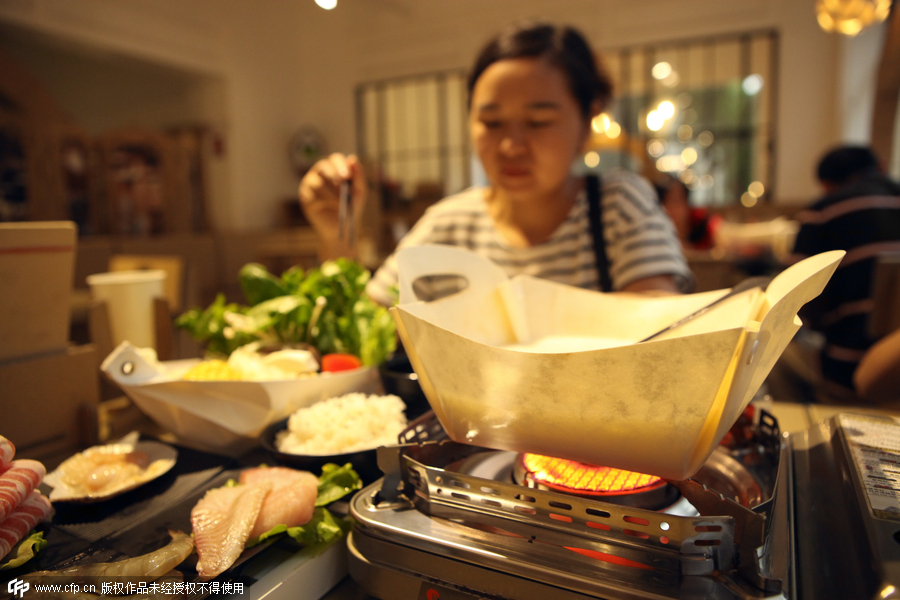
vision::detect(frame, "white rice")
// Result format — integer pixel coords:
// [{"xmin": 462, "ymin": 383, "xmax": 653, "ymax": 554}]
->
[{"xmin": 275, "ymin": 393, "xmax": 407, "ymax": 455}]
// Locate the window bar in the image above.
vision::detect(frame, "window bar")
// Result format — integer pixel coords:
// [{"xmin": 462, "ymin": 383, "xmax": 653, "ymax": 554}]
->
[
  {"xmin": 355, "ymin": 85, "xmax": 366, "ymax": 163},
  {"xmin": 438, "ymin": 73, "xmax": 448, "ymax": 196},
  {"xmin": 618, "ymin": 47, "xmax": 633, "ymax": 144},
  {"xmin": 646, "ymin": 44, "xmax": 655, "ymax": 144},
  {"xmin": 703, "ymin": 39, "xmax": 717, "ymax": 204},
  {"xmin": 397, "ymin": 82, "xmax": 408, "ymax": 194},
  {"xmin": 376, "ymin": 82, "xmax": 387, "ymax": 205},
  {"xmin": 461, "ymin": 73, "xmax": 471, "ymax": 188},
  {"xmin": 416, "ymin": 78, "xmax": 426, "ymax": 190},
  {"xmin": 767, "ymin": 31, "xmax": 780, "ymax": 203},
  {"xmin": 738, "ymin": 34, "xmax": 753, "ymax": 203}
]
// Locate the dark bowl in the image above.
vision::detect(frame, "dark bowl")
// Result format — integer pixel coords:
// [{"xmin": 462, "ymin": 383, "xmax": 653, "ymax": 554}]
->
[
  {"xmin": 379, "ymin": 353, "xmax": 431, "ymax": 420},
  {"xmin": 260, "ymin": 418, "xmax": 383, "ymax": 485}
]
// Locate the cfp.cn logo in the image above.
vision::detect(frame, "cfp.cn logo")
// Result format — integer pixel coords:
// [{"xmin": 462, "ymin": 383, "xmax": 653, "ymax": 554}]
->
[{"xmin": 7, "ymin": 579, "xmax": 29, "ymax": 598}]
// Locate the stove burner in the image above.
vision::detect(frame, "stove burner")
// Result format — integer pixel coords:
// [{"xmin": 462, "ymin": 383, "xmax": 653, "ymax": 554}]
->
[
  {"xmin": 350, "ymin": 409, "xmax": 792, "ymax": 600},
  {"xmin": 513, "ymin": 454, "xmax": 681, "ymax": 510}
]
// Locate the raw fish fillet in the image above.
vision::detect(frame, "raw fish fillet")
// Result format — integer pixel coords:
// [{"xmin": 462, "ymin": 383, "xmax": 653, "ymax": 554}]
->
[
  {"xmin": 0, "ymin": 460, "xmax": 46, "ymax": 523},
  {"xmin": 0, "ymin": 436, "xmax": 14, "ymax": 470},
  {"xmin": 191, "ymin": 482, "xmax": 271, "ymax": 579},
  {"xmin": 0, "ymin": 490, "xmax": 52, "ymax": 559},
  {"xmin": 238, "ymin": 467, "xmax": 318, "ymax": 538}
]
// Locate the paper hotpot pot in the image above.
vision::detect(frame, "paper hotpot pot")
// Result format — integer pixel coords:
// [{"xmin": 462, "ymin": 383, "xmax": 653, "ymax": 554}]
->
[
  {"xmin": 390, "ymin": 246, "xmax": 844, "ymax": 480},
  {"xmin": 101, "ymin": 343, "xmax": 380, "ymax": 456}
]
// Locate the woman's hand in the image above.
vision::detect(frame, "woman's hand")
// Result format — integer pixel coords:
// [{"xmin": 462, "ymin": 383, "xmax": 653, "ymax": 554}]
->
[{"xmin": 298, "ymin": 153, "xmax": 368, "ymax": 260}]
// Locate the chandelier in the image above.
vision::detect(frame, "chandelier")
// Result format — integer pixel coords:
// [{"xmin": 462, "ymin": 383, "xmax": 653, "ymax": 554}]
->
[{"xmin": 816, "ymin": 0, "xmax": 893, "ymax": 35}]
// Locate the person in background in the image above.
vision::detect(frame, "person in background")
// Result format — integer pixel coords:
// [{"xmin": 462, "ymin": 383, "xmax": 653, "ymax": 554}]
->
[
  {"xmin": 790, "ymin": 145, "xmax": 900, "ymax": 400},
  {"xmin": 653, "ymin": 176, "xmax": 721, "ymax": 251},
  {"xmin": 299, "ymin": 22, "xmax": 693, "ymax": 306}
]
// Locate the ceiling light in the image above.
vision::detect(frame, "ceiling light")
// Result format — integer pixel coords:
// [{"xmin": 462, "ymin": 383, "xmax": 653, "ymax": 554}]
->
[
  {"xmin": 657, "ymin": 101, "xmax": 675, "ymax": 119},
  {"xmin": 681, "ymin": 147, "xmax": 698, "ymax": 166},
  {"xmin": 742, "ymin": 74, "xmax": 764, "ymax": 96},
  {"xmin": 662, "ymin": 72, "xmax": 680, "ymax": 88},
  {"xmin": 656, "ymin": 155, "xmax": 684, "ymax": 172},
  {"xmin": 646, "ymin": 111, "xmax": 664, "ymax": 131},
  {"xmin": 592, "ymin": 113, "xmax": 611, "ymax": 133},
  {"xmin": 647, "ymin": 139, "xmax": 666, "ymax": 157},
  {"xmin": 316, "ymin": 0, "xmax": 338, "ymax": 9},
  {"xmin": 816, "ymin": 0, "xmax": 892, "ymax": 36},
  {"xmin": 748, "ymin": 181, "xmax": 765, "ymax": 198},
  {"xmin": 651, "ymin": 62, "xmax": 672, "ymax": 80}
]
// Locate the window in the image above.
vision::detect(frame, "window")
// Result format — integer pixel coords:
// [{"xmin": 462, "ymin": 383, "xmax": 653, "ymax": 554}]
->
[
  {"xmin": 356, "ymin": 30, "xmax": 779, "ymax": 212},
  {"xmin": 356, "ymin": 71, "xmax": 469, "ymax": 204},
  {"xmin": 593, "ymin": 30, "xmax": 778, "ymax": 208}
]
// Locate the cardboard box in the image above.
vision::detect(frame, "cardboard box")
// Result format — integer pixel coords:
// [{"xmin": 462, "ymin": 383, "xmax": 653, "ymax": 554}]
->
[
  {"xmin": 1, "ymin": 344, "xmax": 100, "ymax": 461},
  {"xmin": 0, "ymin": 221, "xmax": 76, "ymax": 363}
]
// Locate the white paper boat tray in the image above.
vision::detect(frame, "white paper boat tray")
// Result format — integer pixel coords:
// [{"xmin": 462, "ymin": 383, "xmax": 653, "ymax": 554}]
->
[
  {"xmin": 101, "ymin": 344, "xmax": 380, "ymax": 456},
  {"xmin": 391, "ymin": 245, "xmax": 844, "ymax": 480}
]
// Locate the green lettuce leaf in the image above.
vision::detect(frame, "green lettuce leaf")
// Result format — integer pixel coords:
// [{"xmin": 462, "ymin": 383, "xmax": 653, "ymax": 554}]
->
[
  {"xmin": 315, "ymin": 463, "xmax": 362, "ymax": 506},
  {"xmin": 175, "ymin": 293, "xmax": 253, "ymax": 357},
  {"xmin": 0, "ymin": 531, "xmax": 47, "ymax": 571},
  {"xmin": 240, "ymin": 263, "xmax": 288, "ymax": 306},
  {"xmin": 245, "ymin": 508, "xmax": 350, "ymax": 549}
]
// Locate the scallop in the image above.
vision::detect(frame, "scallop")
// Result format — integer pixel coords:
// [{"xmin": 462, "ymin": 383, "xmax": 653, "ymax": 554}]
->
[
  {"xmin": 58, "ymin": 449, "xmax": 149, "ymax": 494},
  {"xmin": 45, "ymin": 434, "xmax": 177, "ymax": 502}
]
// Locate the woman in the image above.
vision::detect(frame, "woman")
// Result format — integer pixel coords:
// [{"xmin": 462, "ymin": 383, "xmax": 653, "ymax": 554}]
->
[{"xmin": 299, "ymin": 22, "xmax": 693, "ymax": 306}]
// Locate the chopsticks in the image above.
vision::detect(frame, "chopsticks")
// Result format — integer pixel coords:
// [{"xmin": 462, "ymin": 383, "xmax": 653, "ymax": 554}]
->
[
  {"xmin": 638, "ymin": 276, "xmax": 771, "ymax": 343},
  {"xmin": 338, "ymin": 179, "xmax": 355, "ymax": 248}
]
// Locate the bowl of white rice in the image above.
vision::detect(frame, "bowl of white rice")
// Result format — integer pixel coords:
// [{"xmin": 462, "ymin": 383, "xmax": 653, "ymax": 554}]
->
[{"xmin": 261, "ymin": 392, "xmax": 408, "ymax": 483}]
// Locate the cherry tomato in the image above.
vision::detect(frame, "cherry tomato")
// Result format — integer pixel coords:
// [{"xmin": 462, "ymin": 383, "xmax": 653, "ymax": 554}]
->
[{"xmin": 321, "ymin": 353, "xmax": 362, "ymax": 372}]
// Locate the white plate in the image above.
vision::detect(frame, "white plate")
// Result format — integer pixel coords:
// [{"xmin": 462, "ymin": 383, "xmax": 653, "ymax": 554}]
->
[{"xmin": 44, "ymin": 439, "xmax": 178, "ymax": 503}]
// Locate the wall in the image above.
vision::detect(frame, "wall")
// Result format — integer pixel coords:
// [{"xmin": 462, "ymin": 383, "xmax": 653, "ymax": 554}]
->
[
  {"xmin": 0, "ymin": 0, "xmax": 872, "ymax": 229},
  {"xmin": 840, "ymin": 22, "xmax": 887, "ymax": 146}
]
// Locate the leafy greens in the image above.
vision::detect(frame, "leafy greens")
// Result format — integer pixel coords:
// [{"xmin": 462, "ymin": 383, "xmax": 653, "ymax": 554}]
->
[
  {"xmin": 176, "ymin": 259, "xmax": 395, "ymax": 366},
  {"xmin": 0, "ymin": 531, "xmax": 47, "ymax": 571}
]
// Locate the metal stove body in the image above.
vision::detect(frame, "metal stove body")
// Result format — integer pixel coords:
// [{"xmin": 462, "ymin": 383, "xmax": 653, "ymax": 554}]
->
[{"xmin": 348, "ymin": 411, "xmax": 798, "ymax": 600}]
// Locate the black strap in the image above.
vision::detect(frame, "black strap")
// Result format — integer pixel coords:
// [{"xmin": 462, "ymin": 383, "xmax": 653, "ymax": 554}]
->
[{"xmin": 586, "ymin": 175, "xmax": 612, "ymax": 292}]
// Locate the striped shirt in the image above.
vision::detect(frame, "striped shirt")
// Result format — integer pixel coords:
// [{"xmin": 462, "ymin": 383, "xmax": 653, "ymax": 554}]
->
[
  {"xmin": 791, "ymin": 173, "xmax": 900, "ymax": 391},
  {"xmin": 366, "ymin": 169, "xmax": 693, "ymax": 305}
]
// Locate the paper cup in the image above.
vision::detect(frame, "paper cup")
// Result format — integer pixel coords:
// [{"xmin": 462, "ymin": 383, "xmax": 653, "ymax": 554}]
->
[{"xmin": 87, "ymin": 270, "xmax": 166, "ymax": 349}]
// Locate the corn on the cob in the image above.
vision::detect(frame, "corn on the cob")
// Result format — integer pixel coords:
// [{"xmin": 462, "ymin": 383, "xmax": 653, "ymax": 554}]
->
[{"xmin": 183, "ymin": 360, "xmax": 243, "ymax": 381}]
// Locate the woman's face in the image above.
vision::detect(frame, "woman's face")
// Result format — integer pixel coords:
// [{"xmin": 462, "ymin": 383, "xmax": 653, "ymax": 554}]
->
[{"xmin": 469, "ymin": 57, "xmax": 591, "ymax": 199}]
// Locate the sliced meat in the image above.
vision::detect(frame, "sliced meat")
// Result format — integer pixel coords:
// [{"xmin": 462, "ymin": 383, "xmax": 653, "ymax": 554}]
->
[
  {"xmin": 0, "ymin": 460, "xmax": 46, "ymax": 523},
  {"xmin": 238, "ymin": 467, "xmax": 318, "ymax": 538},
  {"xmin": 0, "ymin": 491, "xmax": 53, "ymax": 560},
  {"xmin": 0, "ymin": 436, "xmax": 14, "ymax": 470}
]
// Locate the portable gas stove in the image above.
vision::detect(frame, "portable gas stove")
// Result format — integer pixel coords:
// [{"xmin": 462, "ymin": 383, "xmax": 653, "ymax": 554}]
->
[{"xmin": 347, "ymin": 409, "xmax": 900, "ymax": 599}]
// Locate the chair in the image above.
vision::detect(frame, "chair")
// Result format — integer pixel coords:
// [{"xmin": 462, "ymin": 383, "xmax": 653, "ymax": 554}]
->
[{"xmin": 868, "ymin": 252, "xmax": 900, "ymax": 339}]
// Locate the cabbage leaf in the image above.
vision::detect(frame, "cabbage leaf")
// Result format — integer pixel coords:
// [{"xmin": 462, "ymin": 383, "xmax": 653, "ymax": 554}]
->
[{"xmin": 0, "ymin": 531, "xmax": 47, "ymax": 571}]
